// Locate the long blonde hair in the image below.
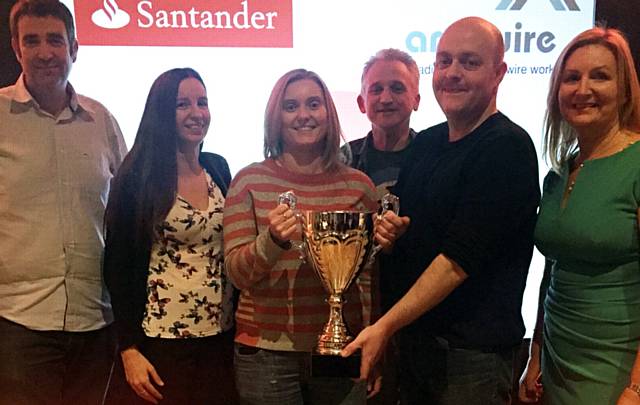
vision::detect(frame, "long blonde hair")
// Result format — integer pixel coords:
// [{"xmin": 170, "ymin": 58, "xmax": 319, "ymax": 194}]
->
[
  {"xmin": 543, "ymin": 27, "xmax": 640, "ymax": 172},
  {"xmin": 263, "ymin": 69, "xmax": 344, "ymax": 172}
]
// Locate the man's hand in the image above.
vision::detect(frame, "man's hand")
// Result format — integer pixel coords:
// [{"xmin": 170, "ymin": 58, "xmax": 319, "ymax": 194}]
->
[
  {"xmin": 366, "ymin": 363, "xmax": 383, "ymax": 399},
  {"xmin": 341, "ymin": 322, "xmax": 391, "ymax": 382},
  {"xmin": 121, "ymin": 347, "xmax": 164, "ymax": 404},
  {"xmin": 374, "ymin": 211, "xmax": 410, "ymax": 252}
]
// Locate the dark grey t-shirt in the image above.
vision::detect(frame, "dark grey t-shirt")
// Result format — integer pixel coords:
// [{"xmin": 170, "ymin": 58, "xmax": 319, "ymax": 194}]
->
[
  {"xmin": 345, "ymin": 130, "xmax": 416, "ymax": 201},
  {"xmin": 365, "ymin": 141, "xmax": 414, "ymax": 200}
]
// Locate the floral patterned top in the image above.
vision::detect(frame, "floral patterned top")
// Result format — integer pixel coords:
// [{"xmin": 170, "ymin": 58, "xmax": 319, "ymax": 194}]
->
[{"xmin": 143, "ymin": 171, "xmax": 234, "ymax": 338}]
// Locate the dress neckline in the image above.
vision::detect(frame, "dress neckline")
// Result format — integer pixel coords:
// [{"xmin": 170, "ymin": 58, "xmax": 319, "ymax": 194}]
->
[
  {"xmin": 177, "ymin": 170, "xmax": 215, "ymax": 212},
  {"xmin": 569, "ymin": 139, "xmax": 640, "ymax": 170},
  {"xmin": 560, "ymin": 140, "xmax": 640, "ymax": 211}
]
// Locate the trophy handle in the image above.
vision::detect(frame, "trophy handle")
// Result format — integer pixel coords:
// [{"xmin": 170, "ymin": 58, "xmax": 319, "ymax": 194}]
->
[
  {"xmin": 366, "ymin": 193, "xmax": 400, "ymax": 267},
  {"xmin": 277, "ymin": 191, "xmax": 306, "ymax": 261}
]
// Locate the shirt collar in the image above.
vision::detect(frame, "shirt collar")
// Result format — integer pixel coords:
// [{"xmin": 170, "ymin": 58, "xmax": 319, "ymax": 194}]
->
[{"xmin": 11, "ymin": 74, "xmax": 93, "ymax": 121}]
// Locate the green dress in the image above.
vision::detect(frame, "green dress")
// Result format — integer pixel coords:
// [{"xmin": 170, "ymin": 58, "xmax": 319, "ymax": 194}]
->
[{"xmin": 535, "ymin": 141, "xmax": 640, "ymax": 405}]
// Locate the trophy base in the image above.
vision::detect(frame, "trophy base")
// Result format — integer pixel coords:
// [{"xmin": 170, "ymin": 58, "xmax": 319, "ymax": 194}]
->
[
  {"xmin": 316, "ymin": 336, "xmax": 353, "ymax": 356},
  {"xmin": 311, "ymin": 351, "xmax": 361, "ymax": 378}
]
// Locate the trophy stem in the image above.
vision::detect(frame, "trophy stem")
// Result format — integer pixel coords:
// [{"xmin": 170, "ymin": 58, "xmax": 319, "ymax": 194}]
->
[{"xmin": 316, "ymin": 293, "xmax": 352, "ymax": 355}]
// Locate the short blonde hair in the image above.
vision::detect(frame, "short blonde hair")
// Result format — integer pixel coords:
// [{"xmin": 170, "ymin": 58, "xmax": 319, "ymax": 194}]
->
[
  {"xmin": 544, "ymin": 27, "xmax": 640, "ymax": 172},
  {"xmin": 263, "ymin": 69, "xmax": 344, "ymax": 171}
]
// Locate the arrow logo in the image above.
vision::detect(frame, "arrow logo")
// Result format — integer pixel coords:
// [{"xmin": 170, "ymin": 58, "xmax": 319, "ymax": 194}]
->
[{"xmin": 496, "ymin": 0, "xmax": 580, "ymax": 11}]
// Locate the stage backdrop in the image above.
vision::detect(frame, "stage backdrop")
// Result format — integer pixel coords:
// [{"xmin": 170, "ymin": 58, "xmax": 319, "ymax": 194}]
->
[{"xmin": 69, "ymin": 0, "xmax": 596, "ymax": 335}]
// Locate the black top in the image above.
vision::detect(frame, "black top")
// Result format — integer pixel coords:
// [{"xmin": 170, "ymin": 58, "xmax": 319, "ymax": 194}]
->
[
  {"xmin": 104, "ymin": 152, "xmax": 232, "ymax": 350},
  {"xmin": 342, "ymin": 128, "xmax": 416, "ymax": 180},
  {"xmin": 386, "ymin": 112, "xmax": 540, "ymax": 350},
  {"xmin": 344, "ymin": 129, "xmax": 417, "ymax": 200}
]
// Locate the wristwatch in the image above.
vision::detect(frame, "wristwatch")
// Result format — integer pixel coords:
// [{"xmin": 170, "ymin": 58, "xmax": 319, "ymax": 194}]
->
[{"xmin": 629, "ymin": 383, "xmax": 640, "ymax": 397}]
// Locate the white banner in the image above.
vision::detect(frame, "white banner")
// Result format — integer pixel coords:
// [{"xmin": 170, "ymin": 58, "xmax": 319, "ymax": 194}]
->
[{"xmin": 62, "ymin": 0, "xmax": 595, "ymax": 335}]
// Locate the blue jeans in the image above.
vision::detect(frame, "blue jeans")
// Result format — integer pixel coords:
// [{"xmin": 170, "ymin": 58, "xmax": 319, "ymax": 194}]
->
[
  {"xmin": 233, "ymin": 344, "xmax": 366, "ymax": 405},
  {"xmin": 396, "ymin": 333, "xmax": 515, "ymax": 405},
  {"xmin": 0, "ymin": 317, "xmax": 115, "ymax": 405}
]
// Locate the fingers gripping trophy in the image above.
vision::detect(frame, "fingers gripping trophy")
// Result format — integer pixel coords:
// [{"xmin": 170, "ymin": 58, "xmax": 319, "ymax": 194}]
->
[{"xmin": 278, "ymin": 191, "xmax": 399, "ymax": 357}]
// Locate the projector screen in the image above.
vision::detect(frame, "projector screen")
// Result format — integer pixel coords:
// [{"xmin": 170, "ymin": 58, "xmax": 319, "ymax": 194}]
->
[{"xmin": 62, "ymin": 0, "xmax": 596, "ymax": 336}]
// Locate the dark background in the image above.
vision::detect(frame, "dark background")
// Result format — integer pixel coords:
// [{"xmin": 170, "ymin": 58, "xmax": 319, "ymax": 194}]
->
[
  {"xmin": 596, "ymin": 0, "xmax": 640, "ymax": 76},
  {"xmin": 1, "ymin": 0, "xmax": 21, "ymax": 85},
  {"xmin": 1, "ymin": 0, "xmax": 639, "ymax": 87}
]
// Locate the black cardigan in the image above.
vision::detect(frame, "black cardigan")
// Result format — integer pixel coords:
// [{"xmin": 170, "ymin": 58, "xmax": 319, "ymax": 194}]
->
[{"xmin": 103, "ymin": 152, "xmax": 232, "ymax": 350}]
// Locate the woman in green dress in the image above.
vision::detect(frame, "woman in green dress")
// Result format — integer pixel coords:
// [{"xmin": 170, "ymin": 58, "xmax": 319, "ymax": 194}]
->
[{"xmin": 519, "ymin": 27, "xmax": 640, "ymax": 405}]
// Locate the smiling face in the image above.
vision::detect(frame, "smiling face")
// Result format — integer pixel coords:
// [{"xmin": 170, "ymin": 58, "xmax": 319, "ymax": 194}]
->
[
  {"xmin": 12, "ymin": 15, "xmax": 77, "ymax": 95},
  {"xmin": 558, "ymin": 44, "xmax": 620, "ymax": 134},
  {"xmin": 175, "ymin": 77, "xmax": 210, "ymax": 148},
  {"xmin": 432, "ymin": 20, "xmax": 505, "ymax": 125},
  {"xmin": 280, "ymin": 78, "xmax": 328, "ymax": 154},
  {"xmin": 358, "ymin": 60, "xmax": 420, "ymax": 135}
]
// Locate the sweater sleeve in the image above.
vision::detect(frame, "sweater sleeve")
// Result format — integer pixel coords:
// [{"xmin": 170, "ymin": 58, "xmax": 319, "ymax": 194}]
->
[{"xmin": 223, "ymin": 169, "xmax": 286, "ymax": 290}]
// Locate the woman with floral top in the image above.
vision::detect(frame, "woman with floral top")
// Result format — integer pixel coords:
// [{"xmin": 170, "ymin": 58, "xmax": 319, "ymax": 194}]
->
[{"xmin": 104, "ymin": 68, "xmax": 237, "ymax": 404}]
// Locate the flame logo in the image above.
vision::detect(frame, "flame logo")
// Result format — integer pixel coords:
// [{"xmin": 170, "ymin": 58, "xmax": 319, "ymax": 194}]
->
[
  {"xmin": 103, "ymin": 0, "xmax": 119, "ymax": 20},
  {"xmin": 92, "ymin": 0, "xmax": 131, "ymax": 29}
]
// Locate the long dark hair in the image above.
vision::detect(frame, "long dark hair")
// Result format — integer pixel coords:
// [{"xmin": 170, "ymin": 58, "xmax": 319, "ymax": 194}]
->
[{"xmin": 106, "ymin": 68, "xmax": 206, "ymax": 245}]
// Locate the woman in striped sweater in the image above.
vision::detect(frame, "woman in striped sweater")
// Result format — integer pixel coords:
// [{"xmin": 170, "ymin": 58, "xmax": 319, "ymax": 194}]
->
[{"xmin": 223, "ymin": 69, "xmax": 378, "ymax": 405}]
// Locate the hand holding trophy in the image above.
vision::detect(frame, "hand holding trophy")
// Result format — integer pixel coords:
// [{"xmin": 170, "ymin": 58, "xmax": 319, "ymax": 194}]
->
[
  {"xmin": 276, "ymin": 190, "xmax": 305, "ymax": 259},
  {"xmin": 367, "ymin": 193, "xmax": 400, "ymax": 267}
]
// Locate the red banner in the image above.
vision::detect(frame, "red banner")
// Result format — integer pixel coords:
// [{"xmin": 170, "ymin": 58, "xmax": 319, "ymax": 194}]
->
[{"xmin": 74, "ymin": 0, "xmax": 293, "ymax": 47}]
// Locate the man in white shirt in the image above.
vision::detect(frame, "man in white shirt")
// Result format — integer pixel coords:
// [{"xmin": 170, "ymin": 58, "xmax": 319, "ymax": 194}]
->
[{"xmin": 0, "ymin": 1, "xmax": 127, "ymax": 403}]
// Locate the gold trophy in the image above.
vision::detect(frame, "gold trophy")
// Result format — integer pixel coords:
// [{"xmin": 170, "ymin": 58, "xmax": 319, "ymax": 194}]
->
[
  {"xmin": 278, "ymin": 191, "xmax": 400, "ymax": 358},
  {"xmin": 302, "ymin": 210, "xmax": 374, "ymax": 355}
]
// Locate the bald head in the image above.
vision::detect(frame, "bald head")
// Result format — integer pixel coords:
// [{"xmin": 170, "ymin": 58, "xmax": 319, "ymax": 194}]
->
[
  {"xmin": 432, "ymin": 16, "xmax": 508, "ymax": 134},
  {"xmin": 443, "ymin": 17, "xmax": 505, "ymax": 66}
]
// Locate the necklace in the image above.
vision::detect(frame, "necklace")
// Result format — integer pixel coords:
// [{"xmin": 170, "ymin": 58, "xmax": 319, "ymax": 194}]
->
[
  {"xmin": 567, "ymin": 162, "xmax": 584, "ymax": 193},
  {"xmin": 566, "ymin": 133, "xmax": 637, "ymax": 196}
]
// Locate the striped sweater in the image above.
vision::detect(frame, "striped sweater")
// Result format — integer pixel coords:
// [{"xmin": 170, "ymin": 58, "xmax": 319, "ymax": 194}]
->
[{"xmin": 223, "ymin": 159, "xmax": 378, "ymax": 351}]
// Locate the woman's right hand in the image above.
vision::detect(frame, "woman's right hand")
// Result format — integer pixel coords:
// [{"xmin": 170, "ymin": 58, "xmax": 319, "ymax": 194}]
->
[
  {"xmin": 121, "ymin": 347, "xmax": 164, "ymax": 404},
  {"xmin": 267, "ymin": 203, "xmax": 298, "ymax": 247},
  {"xmin": 518, "ymin": 354, "xmax": 543, "ymax": 403}
]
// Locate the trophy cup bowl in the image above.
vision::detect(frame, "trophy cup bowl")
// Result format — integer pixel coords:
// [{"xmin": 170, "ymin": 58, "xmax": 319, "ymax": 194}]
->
[{"xmin": 302, "ymin": 210, "xmax": 374, "ymax": 356}]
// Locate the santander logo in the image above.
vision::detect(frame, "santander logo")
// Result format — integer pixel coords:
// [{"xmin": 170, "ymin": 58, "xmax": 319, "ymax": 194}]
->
[
  {"xmin": 91, "ymin": 0, "xmax": 131, "ymax": 29},
  {"xmin": 75, "ymin": 0, "xmax": 293, "ymax": 47}
]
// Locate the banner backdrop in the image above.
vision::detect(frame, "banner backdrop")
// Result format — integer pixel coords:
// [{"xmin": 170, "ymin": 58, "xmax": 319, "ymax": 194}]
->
[{"xmin": 64, "ymin": 0, "xmax": 595, "ymax": 334}]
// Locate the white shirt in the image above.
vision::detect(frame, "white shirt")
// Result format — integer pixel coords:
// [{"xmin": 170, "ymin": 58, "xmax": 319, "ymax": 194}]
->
[{"xmin": 0, "ymin": 75, "xmax": 127, "ymax": 331}]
